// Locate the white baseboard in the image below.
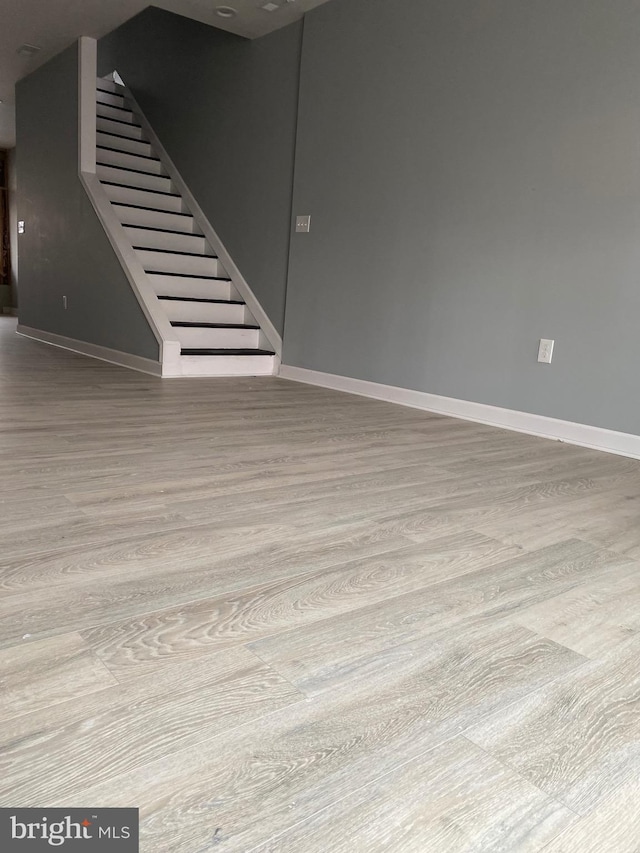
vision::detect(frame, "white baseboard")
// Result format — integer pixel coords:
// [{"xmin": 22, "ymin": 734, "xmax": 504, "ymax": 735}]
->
[
  {"xmin": 17, "ymin": 325, "xmax": 162, "ymax": 377},
  {"xmin": 279, "ymin": 364, "xmax": 640, "ymax": 461}
]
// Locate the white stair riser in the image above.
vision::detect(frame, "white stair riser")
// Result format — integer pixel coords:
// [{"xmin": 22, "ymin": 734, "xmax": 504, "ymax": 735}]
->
[
  {"xmin": 148, "ymin": 274, "xmax": 233, "ymax": 301},
  {"xmin": 97, "ymin": 164, "xmax": 172, "ymax": 194},
  {"xmin": 174, "ymin": 355, "xmax": 276, "ymax": 376},
  {"xmin": 174, "ymin": 326, "xmax": 260, "ymax": 348},
  {"xmin": 96, "ymin": 117, "xmax": 143, "ymax": 140},
  {"xmin": 123, "ymin": 227, "xmax": 207, "ymax": 254},
  {"xmin": 113, "ymin": 205, "xmax": 198, "ymax": 234},
  {"xmin": 96, "ymin": 132, "xmax": 152, "ymax": 157},
  {"xmin": 162, "ymin": 301, "xmax": 246, "ymax": 324},
  {"xmin": 97, "ymin": 103, "xmax": 136, "ymax": 123},
  {"xmin": 96, "ymin": 90, "xmax": 126, "ymax": 109},
  {"xmin": 135, "ymin": 249, "xmax": 225, "ymax": 277},
  {"xmin": 97, "ymin": 147, "xmax": 164, "ymax": 175},
  {"xmin": 103, "ymin": 184, "xmax": 184, "ymax": 213}
]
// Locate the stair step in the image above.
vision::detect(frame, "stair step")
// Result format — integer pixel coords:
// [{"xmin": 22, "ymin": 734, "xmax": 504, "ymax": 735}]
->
[
  {"xmin": 181, "ymin": 349, "xmax": 275, "ymax": 356},
  {"xmin": 97, "ymin": 116, "xmax": 144, "ymax": 140},
  {"xmin": 147, "ymin": 271, "xmax": 230, "ymax": 280},
  {"xmin": 97, "ymin": 146, "xmax": 164, "ymax": 175},
  {"xmin": 102, "ymin": 183, "xmax": 184, "ymax": 213},
  {"xmin": 97, "ymin": 102, "xmax": 134, "ymax": 115},
  {"xmin": 176, "ymin": 352, "xmax": 276, "ymax": 377},
  {"xmin": 124, "ymin": 224, "xmax": 203, "ymax": 237},
  {"xmin": 148, "ymin": 273, "xmax": 235, "ymax": 301},
  {"xmin": 123, "ymin": 225, "xmax": 207, "ymax": 253},
  {"xmin": 134, "ymin": 246, "xmax": 216, "ymax": 258},
  {"xmin": 96, "ymin": 103, "xmax": 136, "ymax": 123},
  {"xmin": 96, "ymin": 90, "xmax": 126, "ymax": 109},
  {"xmin": 96, "ymin": 116, "xmax": 143, "ymax": 138},
  {"xmin": 158, "ymin": 297, "xmax": 246, "ymax": 324},
  {"xmin": 97, "ymin": 164, "xmax": 172, "ymax": 194},
  {"xmin": 96, "ymin": 77, "xmax": 122, "ymax": 94},
  {"xmin": 134, "ymin": 248, "xmax": 225, "ymax": 277},
  {"xmin": 111, "ymin": 204, "xmax": 196, "ymax": 233},
  {"xmin": 97, "ymin": 131, "xmax": 152, "ymax": 157},
  {"xmin": 173, "ymin": 324, "xmax": 260, "ymax": 348},
  {"xmin": 96, "ymin": 116, "xmax": 148, "ymax": 144}
]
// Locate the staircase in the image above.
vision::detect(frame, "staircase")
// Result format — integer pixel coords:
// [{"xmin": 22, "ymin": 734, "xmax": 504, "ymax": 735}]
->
[{"xmin": 94, "ymin": 77, "xmax": 277, "ymax": 377}]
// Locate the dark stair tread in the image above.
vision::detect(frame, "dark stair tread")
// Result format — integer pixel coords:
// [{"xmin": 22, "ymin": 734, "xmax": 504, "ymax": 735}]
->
[
  {"xmin": 123, "ymin": 224, "xmax": 202, "ymax": 237},
  {"xmin": 101, "ymin": 181, "xmax": 180, "ymax": 197},
  {"xmin": 134, "ymin": 246, "xmax": 217, "ymax": 258},
  {"xmin": 172, "ymin": 322, "xmax": 259, "ymax": 329},
  {"xmin": 158, "ymin": 296, "xmax": 244, "ymax": 304},
  {"xmin": 145, "ymin": 271, "xmax": 231, "ymax": 281},
  {"xmin": 181, "ymin": 348, "xmax": 275, "ymax": 356},
  {"xmin": 97, "ymin": 144, "xmax": 160, "ymax": 163}
]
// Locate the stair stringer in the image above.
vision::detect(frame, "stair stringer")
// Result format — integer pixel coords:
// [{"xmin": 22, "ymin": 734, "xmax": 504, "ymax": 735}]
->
[{"xmin": 123, "ymin": 87, "xmax": 283, "ymax": 366}]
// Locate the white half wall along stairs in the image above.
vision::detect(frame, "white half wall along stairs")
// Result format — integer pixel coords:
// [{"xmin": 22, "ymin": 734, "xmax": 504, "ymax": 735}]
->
[{"xmin": 76, "ymin": 37, "xmax": 281, "ymax": 377}]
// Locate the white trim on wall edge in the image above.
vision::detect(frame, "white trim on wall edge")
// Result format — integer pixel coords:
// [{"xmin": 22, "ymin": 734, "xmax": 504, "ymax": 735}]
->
[
  {"xmin": 279, "ymin": 364, "xmax": 640, "ymax": 461},
  {"xmin": 17, "ymin": 325, "xmax": 162, "ymax": 377}
]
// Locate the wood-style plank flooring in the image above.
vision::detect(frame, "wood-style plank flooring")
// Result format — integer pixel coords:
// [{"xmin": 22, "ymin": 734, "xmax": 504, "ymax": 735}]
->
[{"xmin": 2, "ymin": 317, "xmax": 640, "ymax": 851}]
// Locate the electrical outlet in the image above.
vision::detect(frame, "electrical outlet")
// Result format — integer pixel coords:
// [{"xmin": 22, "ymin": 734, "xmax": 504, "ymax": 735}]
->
[
  {"xmin": 538, "ymin": 338, "xmax": 554, "ymax": 364},
  {"xmin": 295, "ymin": 215, "xmax": 311, "ymax": 233},
  {"xmin": 62, "ymin": 295, "xmax": 67, "ymax": 309},
  {"xmin": 18, "ymin": 220, "xmax": 25, "ymax": 234}
]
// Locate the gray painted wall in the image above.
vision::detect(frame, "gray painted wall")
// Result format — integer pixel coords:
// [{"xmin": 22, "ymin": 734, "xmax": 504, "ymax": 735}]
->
[
  {"xmin": 99, "ymin": 8, "xmax": 302, "ymax": 336},
  {"xmin": 285, "ymin": 0, "xmax": 640, "ymax": 435},
  {"xmin": 16, "ymin": 44, "xmax": 159, "ymax": 359}
]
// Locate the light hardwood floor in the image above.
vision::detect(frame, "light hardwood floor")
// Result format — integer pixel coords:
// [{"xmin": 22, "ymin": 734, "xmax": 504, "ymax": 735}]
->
[{"xmin": 2, "ymin": 316, "xmax": 640, "ymax": 852}]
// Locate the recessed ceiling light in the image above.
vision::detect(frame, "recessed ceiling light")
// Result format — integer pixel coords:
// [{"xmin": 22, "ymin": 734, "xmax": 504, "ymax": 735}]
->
[
  {"xmin": 215, "ymin": 5, "xmax": 237, "ymax": 17},
  {"xmin": 17, "ymin": 43, "xmax": 41, "ymax": 57},
  {"xmin": 262, "ymin": 2, "xmax": 280, "ymax": 11}
]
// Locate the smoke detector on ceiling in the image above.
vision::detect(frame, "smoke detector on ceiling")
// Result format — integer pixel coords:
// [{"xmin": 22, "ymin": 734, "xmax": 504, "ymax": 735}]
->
[
  {"xmin": 261, "ymin": 3, "xmax": 280, "ymax": 11},
  {"xmin": 17, "ymin": 43, "xmax": 42, "ymax": 57},
  {"xmin": 215, "ymin": 5, "xmax": 237, "ymax": 16}
]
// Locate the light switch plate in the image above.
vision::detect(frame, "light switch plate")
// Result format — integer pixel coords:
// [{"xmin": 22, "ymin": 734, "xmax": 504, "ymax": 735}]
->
[{"xmin": 295, "ymin": 215, "xmax": 311, "ymax": 233}]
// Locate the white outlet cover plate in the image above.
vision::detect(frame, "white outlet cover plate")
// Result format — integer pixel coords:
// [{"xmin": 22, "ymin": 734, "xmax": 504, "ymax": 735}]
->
[
  {"xmin": 538, "ymin": 338, "xmax": 554, "ymax": 363},
  {"xmin": 295, "ymin": 215, "xmax": 311, "ymax": 233}
]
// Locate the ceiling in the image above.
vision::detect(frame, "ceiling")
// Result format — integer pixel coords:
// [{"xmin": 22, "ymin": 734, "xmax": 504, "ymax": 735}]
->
[{"xmin": 0, "ymin": 0, "xmax": 333, "ymax": 149}]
